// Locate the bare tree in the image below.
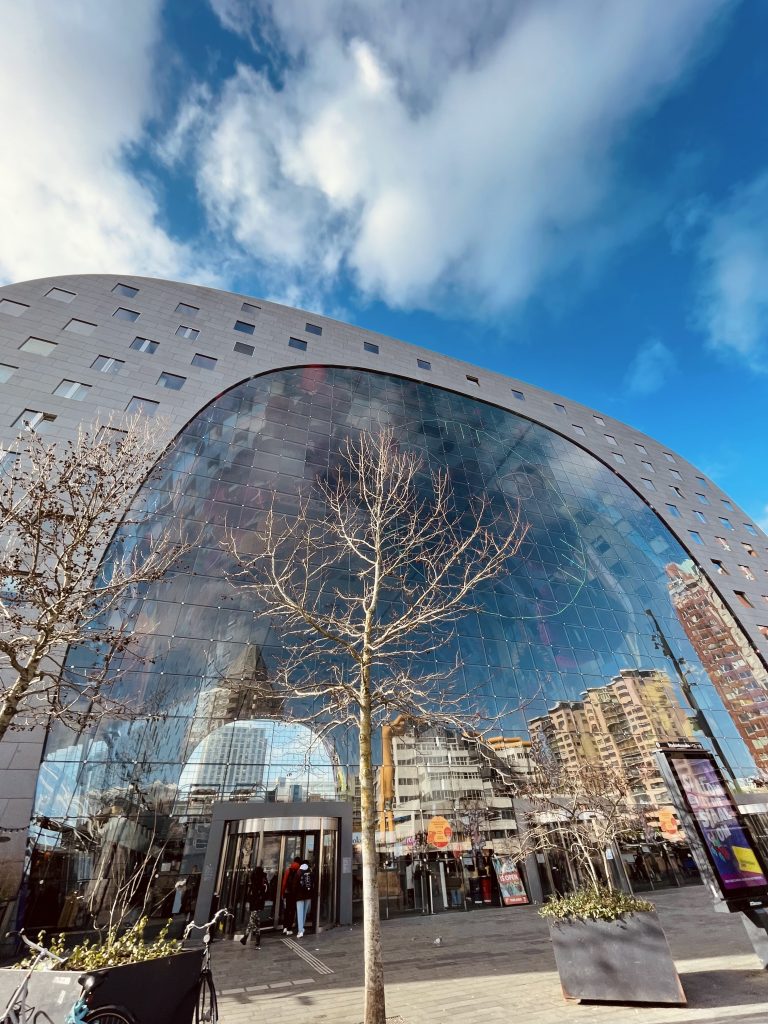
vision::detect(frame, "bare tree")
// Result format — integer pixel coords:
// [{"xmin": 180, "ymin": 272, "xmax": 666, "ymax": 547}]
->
[
  {"xmin": 0, "ymin": 416, "xmax": 186, "ymax": 743},
  {"xmin": 226, "ymin": 428, "xmax": 528, "ymax": 1024}
]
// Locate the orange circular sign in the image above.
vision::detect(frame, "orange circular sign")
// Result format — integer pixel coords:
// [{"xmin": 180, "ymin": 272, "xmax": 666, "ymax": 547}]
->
[{"xmin": 427, "ymin": 815, "xmax": 453, "ymax": 849}]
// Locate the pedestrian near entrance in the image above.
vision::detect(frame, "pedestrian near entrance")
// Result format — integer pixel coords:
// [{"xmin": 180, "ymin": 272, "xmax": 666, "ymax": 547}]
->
[
  {"xmin": 240, "ymin": 865, "xmax": 268, "ymax": 948},
  {"xmin": 294, "ymin": 862, "xmax": 314, "ymax": 938},
  {"xmin": 281, "ymin": 857, "xmax": 301, "ymax": 934}
]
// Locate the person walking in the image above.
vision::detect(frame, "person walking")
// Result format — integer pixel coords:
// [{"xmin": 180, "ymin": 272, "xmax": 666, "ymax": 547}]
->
[
  {"xmin": 281, "ymin": 857, "xmax": 301, "ymax": 934},
  {"xmin": 294, "ymin": 861, "xmax": 314, "ymax": 939},
  {"xmin": 240, "ymin": 864, "xmax": 268, "ymax": 948}
]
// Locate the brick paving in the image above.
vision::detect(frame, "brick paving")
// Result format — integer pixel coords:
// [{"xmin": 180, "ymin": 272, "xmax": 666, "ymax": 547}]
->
[{"xmin": 213, "ymin": 887, "xmax": 768, "ymax": 1024}]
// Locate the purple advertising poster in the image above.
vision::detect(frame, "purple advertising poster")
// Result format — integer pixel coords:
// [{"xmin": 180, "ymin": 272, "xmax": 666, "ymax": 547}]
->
[{"xmin": 673, "ymin": 756, "xmax": 767, "ymax": 891}]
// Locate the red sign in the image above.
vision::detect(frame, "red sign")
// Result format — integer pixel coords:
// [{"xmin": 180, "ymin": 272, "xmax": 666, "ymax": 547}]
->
[{"xmin": 427, "ymin": 815, "xmax": 453, "ymax": 849}]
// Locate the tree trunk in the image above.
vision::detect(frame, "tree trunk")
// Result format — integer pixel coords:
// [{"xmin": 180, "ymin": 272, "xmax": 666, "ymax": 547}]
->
[
  {"xmin": 359, "ymin": 676, "xmax": 386, "ymax": 1024},
  {"xmin": 0, "ymin": 673, "xmax": 28, "ymax": 745}
]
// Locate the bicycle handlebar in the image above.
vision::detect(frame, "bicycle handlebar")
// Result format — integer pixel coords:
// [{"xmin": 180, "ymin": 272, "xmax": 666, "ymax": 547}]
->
[
  {"xmin": 183, "ymin": 907, "xmax": 232, "ymax": 940},
  {"xmin": 8, "ymin": 930, "xmax": 65, "ymax": 963}
]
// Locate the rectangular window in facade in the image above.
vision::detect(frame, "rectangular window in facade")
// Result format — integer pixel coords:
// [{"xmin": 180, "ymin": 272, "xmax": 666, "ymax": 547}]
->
[
  {"xmin": 0, "ymin": 299, "xmax": 29, "ymax": 316},
  {"xmin": 696, "ymin": 476, "xmax": 707, "ymax": 487},
  {"xmin": 241, "ymin": 301, "xmax": 260, "ymax": 315},
  {"xmin": 20, "ymin": 337, "xmax": 57, "ymax": 356},
  {"xmin": 743, "ymin": 542, "xmax": 757, "ymax": 557},
  {"xmin": 663, "ymin": 452, "xmax": 676, "ymax": 462},
  {"xmin": 130, "ymin": 336, "xmax": 158, "ymax": 354},
  {"xmin": 192, "ymin": 353, "xmax": 217, "ymax": 370},
  {"xmin": 467, "ymin": 375, "xmax": 480, "ymax": 385},
  {"xmin": 511, "ymin": 389, "xmax": 524, "ymax": 400},
  {"xmin": 554, "ymin": 402, "xmax": 566, "ymax": 413},
  {"xmin": 712, "ymin": 559, "xmax": 728, "ymax": 574},
  {"xmin": 234, "ymin": 320, "xmax": 255, "ymax": 335},
  {"xmin": 739, "ymin": 564, "xmax": 756, "ymax": 581},
  {"xmin": 12, "ymin": 409, "xmax": 56, "ymax": 432},
  {"xmin": 716, "ymin": 535, "xmax": 731, "ymax": 550},
  {"xmin": 305, "ymin": 323, "xmax": 322, "ymax": 335},
  {"xmin": 760, "ymin": 626, "xmax": 768, "ymax": 641},
  {"xmin": 0, "ymin": 363, "xmax": 16, "ymax": 383},
  {"xmin": 65, "ymin": 319, "xmax": 96, "ymax": 335},
  {"xmin": 734, "ymin": 591, "xmax": 754, "ymax": 608},
  {"xmin": 722, "ymin": 499, "xmax": 733, "ymax": 510},
  {"xmin": 289, "ymin": 337, "xmax": 307, "ymax": 351},
  {"xmin": 593, "ymin": 414, "xmax": 605, "ymax": 425},
  {"xmin": 696, "ymin": 492, "xmax": 710, "ymax": 505},
  {"xmin": 641, "ymin": 477, "xmax": 656, "ymax": 491},
  {"xmin": 126, "ymin": 396, "xmax": 158, "ymax": 415},
  {"xmin": 612, "ymin": 452, "xmax": 625, "ymax": 464},
  {"xmin": 688, "ymin": 530, "xmax": 703, "ymax": 544},
  {"xmin": 744, "ymin": 524, "xmax": 758, "ymax": 536},
  {"xmin": 417, "ymin": 358, "xmax": 431, "ymax": 370},
  {"xmin": 641, "ymin": 461, "xmax": 654, "ymax": 473},
  {"xmin": 694, "ymin": 510, "xmax": 707, "ymax": 523},
  {"xmin": 176, "ymin": 325, "xmax": 199, "ymax": 340},
  {"xmin": 635, "ymin": 443, "xmax": 648, "ymax": 454},
  {"xmin": 234, "ymin": 341, "xmax": 254, "ymax": 356},
  {"xmin": 175, "ymin": 302, "xmax": 199, "ymax": 316},
  {"xmin": 719, "ymin": 517, "xmax": 733, "ymax": 530},
  {"xmin": 364, "ymin": 341, "xmax": 379, "ymax": 354},
  {"xmin": 45, "ymin": 287, "xmax": 76, "ymax": 302},
  {"xmin": 53, "ymin": 380, "xmax": 91, "ymax": 401},
  {"xmin": 157, "ymin": 371, "xmax": 186, "ymax": 390},
  {"xmin": 605, "ymin": 434, "xmax": 617, "ymax": 444},
  {"xmin": 113, "ymin": 307, "xmax": 140, "ymax": 322},
  {"xmin": 666, "ymin": 503, "xmax": 680, "ymax": 518},
  {"xmin": 669, "ymin": 469, "xmax": 682, "ymax": 480},
  {"xmin": 112, "ymin": 283, "xmax": 138, "ymax": 298},
  {"xmin": 572, "ymin": 424, "xmax": 585, "ymax": 436},
  {"xmin": 91, "ymin": 355, "xmax": 125, "ymax": 373}
]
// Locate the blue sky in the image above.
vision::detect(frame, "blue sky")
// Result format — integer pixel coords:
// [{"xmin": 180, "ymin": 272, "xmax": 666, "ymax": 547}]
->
[{"xmin": 1, "ymin": 1, "xmax": 767, "ymax": 525}]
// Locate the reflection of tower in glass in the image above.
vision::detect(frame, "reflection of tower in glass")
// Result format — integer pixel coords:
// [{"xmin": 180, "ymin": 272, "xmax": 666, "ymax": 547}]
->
[
  {"xmin": 666, "ymin": 561, "xmax": 768, "ymax": 773},
  {"xmin": 529, "ymin": 668, "xmax": 693, "ymax": 808},
  {"xmin": 180, "ymin": 721, "xmax": 268, "ymax": 797}
]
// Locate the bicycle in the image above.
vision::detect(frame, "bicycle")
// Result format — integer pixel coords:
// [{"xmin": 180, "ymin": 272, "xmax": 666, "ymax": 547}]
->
[
  {"xmin": 1, "ymin": 930, "xmax": 64, "ymax": 1024},
  {"xmin": 183, "ymin": 909, "xmax": 231, "ymax": 1024},
  {"xmin": 63, "ymin": 971, "xmax": 136, "ymax": 1024}
]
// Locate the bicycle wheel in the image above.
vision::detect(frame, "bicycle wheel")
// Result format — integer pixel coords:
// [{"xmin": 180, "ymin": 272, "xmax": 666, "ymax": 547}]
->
[
  {"xmin": 196, "ymin": 972, "xmax": 219, "ymax": 1024},
  {"xmin": 84, "ymin": 1008, "xmax": 136, "ymax": 1024},
  {"xmin": 33, "ymin": 1012, "xmax": 55, "ymax": 1024}
]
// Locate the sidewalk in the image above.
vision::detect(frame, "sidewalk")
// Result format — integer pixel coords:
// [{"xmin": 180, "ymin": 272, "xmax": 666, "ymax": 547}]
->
[{"xmin": 215, "ymin": 886, "xmax": 768, "ymax": 1024}]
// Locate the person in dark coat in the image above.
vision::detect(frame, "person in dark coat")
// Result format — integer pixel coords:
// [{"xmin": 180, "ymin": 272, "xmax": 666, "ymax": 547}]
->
[
  {"xmin": 240, "ymin": 865, "xmax": 268, "ymax": 948},
  {"xmin": 281, "ymin": 857, "xmax": 301, "ymax": 934},
  {"xmin": 293, "ymin": 862, "xmax": 314, "ymax": 939}
]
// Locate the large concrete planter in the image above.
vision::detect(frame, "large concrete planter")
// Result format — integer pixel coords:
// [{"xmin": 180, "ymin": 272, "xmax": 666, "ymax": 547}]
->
[
  {"xmin": 0, "ymin": 948, "xmax": 203, "ymax": 1024},
  {"xmin": 547, "ymin": 910, "xmax": 686, "ymax": 1005}
]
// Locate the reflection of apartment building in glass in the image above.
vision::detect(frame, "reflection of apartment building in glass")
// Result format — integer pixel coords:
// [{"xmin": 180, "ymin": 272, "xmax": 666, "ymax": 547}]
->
[
  {"xmin": 667, "ymin": 562, "xmax": 768, "ymax": 773},
  {"xmin": 179, "ymin": 722, "xmax": 268, "ymax": 798},
  {"xmin": 2, "ymin": 272, "xmax": 768, "ymax": 926}
]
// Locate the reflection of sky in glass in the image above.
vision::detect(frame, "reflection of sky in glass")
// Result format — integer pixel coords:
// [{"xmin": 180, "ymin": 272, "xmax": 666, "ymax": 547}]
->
[{"xmin": 36, "ymin": 366, "xmax": 760, "ymax": 833}]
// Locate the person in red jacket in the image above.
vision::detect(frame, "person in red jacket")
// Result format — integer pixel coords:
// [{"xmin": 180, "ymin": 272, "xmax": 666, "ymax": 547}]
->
[{"xmin": 281, "ymin": 857, "xmax": 301, "ymax": 934}]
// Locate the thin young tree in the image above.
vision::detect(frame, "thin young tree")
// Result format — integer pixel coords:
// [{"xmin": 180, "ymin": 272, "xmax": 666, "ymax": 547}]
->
[
  {"xmin": 0, "ymin": 416, "xmax": 186, "ymax": 743},
  {"xmin": 226, "ymin": 428, "xmax": 528, "ymax": 1024}
]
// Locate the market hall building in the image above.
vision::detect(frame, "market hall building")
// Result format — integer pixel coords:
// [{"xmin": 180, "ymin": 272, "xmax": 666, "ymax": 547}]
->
[{"xmin": 1, "ymin": 273, "xmax": 768, "ymax": 934}]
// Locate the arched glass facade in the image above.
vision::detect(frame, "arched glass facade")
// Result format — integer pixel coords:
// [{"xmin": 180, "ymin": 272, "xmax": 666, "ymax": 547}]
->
[{"xmin": 26, "ymin": 366, "xmax": 766, "ymax": 924}]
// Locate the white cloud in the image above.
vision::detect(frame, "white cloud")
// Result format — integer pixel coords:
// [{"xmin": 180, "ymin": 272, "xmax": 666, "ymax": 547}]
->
[
  {"xmin": 0, "ymin": 2, "xmax": 214, "ymax": 287},
  {"xmin": 625, "ymin": 339, "xmax": 677, "ymax": 396},
  {"xmin": 189, "ymin": 0, "xmax": 730, "ymax": 311},
  {"xmin": 696, "ymin": 173, "xmax": 768, "ymax": 373}
]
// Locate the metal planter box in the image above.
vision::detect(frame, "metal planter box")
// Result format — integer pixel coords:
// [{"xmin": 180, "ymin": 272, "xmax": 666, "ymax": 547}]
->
[
  {"xmin": 0, "ymin": 948, "xmax": 203, "ymax": 1024},
  {"xmin": 547, "ymin": 910, "xmax": 686, "ymax": 1005}
]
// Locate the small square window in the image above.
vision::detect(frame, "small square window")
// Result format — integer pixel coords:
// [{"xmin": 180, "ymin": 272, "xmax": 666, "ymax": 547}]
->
[
  {"xmin": 669, "ymin": 469, "xmax": 682, "ymax": 480},
  {"xmin": 635, "ymin": 443, "xmax": 648, "ymax": 455},
  {"xmin": 671, "ymin": 485, "xmax": 684, "ymax": 498},
  {"xmin": 364, "ymin": 341, "xmax": 379, "ymax": 354},
  {"xmin": 759, "ymin": 625, "xmax": 768, "ymax": 641},
  {"xmin": 572, "ymin": 424, "xmax": 585, "ymax": 436},
  {"xmin": 91, "ymin": 355, "xmax": 125, "ymax": 373},
  {"xmin": 53, "ymin": 380, "xmax": 91, "ymax": 401},
  {"xmin": 467, "ymin": 375, "xmax": 480, "ymax": 386},
  {"xmin": 234, "ymin": 320, "xmax": 255, "ymax": 335},
  {"xmin": 126, "ymin": 396, "xmax": 159, "ymax": 415},
  {"xmin": 605, "ymin": 434, "xmax": 617, "ymax": 444},
  {"xmin": 593, "ymin": 414, "xmax": 605, "ymax": 425},
  {"xmin": 241, "ymin": 301, "xmax": 260, "ymax": 315},
  {"xmin": 719, "ymin": 517, "xmax": 733, "ymax": 530},
  {"xmin": 12, "ymin": 409, "xmax": 56, "ymax": 432},
  {"xmin": 716, "ymin": 536, "xmax": 731, "ymax": 551},
  {"xmin": 113, "ymin": 307, "xmax": 140, "ymax": 322},
  {"xmin": 744, "ymin": 524, "xmax": 758, "ymax": 537},
  {"xmin": 511, "ymin": 389, "xmax": 524, "ymax": 401},
  {"xmin": 289, "ymin": 337, "xmax": 308, "ymax": 352},
  {"xmin": 112, "ymin": 283, "xmax": 138, "ymax": 298},
  {"xmin": 20, "ymin": 337, "xmax": 57, "ymax": 356},
  {"xmin": 130, "ymin": 336, "xmax": 158, "ymax": 354},
  {"xmin": 192, "ymin": 353, "xmax": 217, "ymax": 370},
  {"xmin": 417, "ymin": 358, "xmax": 431, "ymax": 370},
  {"xmin": 0, "ymin": 363, "xmax": 17, "ymax": 383},
  {"xmin": 0, "ymin": 299, "xmax": 29, "ymax": 316},
  {"xmin": 554, "ymin": 402, "xmax": 566, "ymax": 413},
  {"xmin": 712, "ymin": 559, "xmax": 728, "ymax": 575},
  {"xmin": 612, "ymin": 452, "xmax": 625, "ymax": 464},
  {"xmin": 696, "ymin": 493, "xmax": 710, "ymax": 505},
  {"xmin": 157, "ymin": 371, "xmax": 186, "ymax": 391},
  {"xmin": 305, "ymin": 322, "xmax": 322, "ymax": 336},
  {"xmin": 641, "ymin": 477, "xmax": 656, "ymax": 491},
  {"xmin": 693, "ymin": 509, "xmax": 707, "ymax": 523},
  {"xmin": 663, "ymin": 452, "xmax": 676, "ymax": 463},
  {"xmin": 641, "ymin": 461, "xmax": 654, "ymax": 473},
  {"xmin": 722, "ymin": 499, "xmax": 733, "ymax": 511},
  {"xmin": 739, "ymin": 564, "xmax": 756, "ymax": 581},
  {"xmin": 666, "ymin": 504, "xmax": 680, "ymax": 518},
  {"xmin": 234, "ymin": 341, "xmax": 254, "ymax": 356},
  {"xmin": 65, "ymin": 318, "xmax": 96, "ymax": 336},
  {"xmin": 696, "ymin": 476, "xmax": 707, "ymax": 486},
  {"xmin": 175, "ymin": 302, "xmax": 199, "ymax": 316},
  {"xmin": 45, "ymin": 287, "xmax": 76, "ymax": 303},
  {"xmin": 176, "ymin": 325, "xmax": 199, "ymax": 340},
  {"xmin": 734, "ymin": 591, "xmax": 754, "ymax": 609},
  {"xmin": 688, "ymin": 530, "xmax": 703, "ymax": 544}
]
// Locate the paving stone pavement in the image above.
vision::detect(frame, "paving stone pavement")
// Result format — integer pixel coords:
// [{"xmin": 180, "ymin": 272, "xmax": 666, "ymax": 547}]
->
[{"xmin": 213, "ymin": 887, "xmax": 768, "ymax": 1024}]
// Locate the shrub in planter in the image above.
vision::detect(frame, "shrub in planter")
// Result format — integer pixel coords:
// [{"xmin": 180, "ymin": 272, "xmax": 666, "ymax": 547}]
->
[{"xmin": 540, "ymin": 885, "xmax": 686, "ymax": 1005}]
